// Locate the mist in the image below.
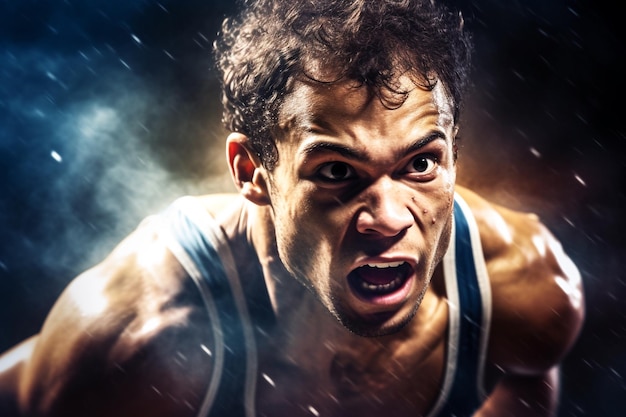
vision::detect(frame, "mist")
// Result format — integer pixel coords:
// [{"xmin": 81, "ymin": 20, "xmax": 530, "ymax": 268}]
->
[{"xmin": 0, "ymin": 0, "xmax": 237, "ymax": 345}]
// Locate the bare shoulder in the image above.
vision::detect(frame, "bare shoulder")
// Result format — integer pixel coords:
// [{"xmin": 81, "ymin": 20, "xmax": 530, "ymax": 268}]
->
[
  {"xmin": 193, "ymin": 193, "xmax": 242, "ymax": 218},
  {"xmin": 15, "ymin": 214, "xmax": 216, "ymax": 417},
  {"xmin": 456, "ymin": 187, "xmax": 584, "ymax": 374}
]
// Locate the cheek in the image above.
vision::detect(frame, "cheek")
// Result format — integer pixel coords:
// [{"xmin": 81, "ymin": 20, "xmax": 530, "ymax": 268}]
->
[
  {"xmin": 433, "ymin": 191, "xmax": 455, "ymax": 231},
  {"xmin": 433, "ymin": 182, "xmax": 455, "ymax": 255},
  {"xmin": 438, "ymin": 163, "xmax": 456, "ymax": 193},
  {"xmin": 272, "ymin": 194, "xmax": 333, "ymax": 275},
  {"xmin": 411, "ymin": 181, "xmax": 455, "ymax": 260},
  {"xmin": 433, "ymin": 215, "xmax": 453, "ymax": 266},
  {"xmin": 417, "ymin": 173, "xmax": 455, "ymax": 222}
]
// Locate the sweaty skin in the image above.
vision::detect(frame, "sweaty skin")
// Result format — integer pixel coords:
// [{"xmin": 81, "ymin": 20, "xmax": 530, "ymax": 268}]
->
[
  {"xmin": 253, "ymin": 78, "xmax": 458, "ymax": 337},
  {"xmin": 0, "ymin": 78, "xmax": 583, "ymax": 417}
]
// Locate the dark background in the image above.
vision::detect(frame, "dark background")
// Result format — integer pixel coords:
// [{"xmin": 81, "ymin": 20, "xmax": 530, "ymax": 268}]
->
[{"xmin": 0, "ymin": 1, "xmax": 624, "ymax": 415}]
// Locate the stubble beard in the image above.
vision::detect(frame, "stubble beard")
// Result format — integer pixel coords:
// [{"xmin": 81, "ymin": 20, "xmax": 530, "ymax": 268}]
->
[{"xmin": 330, "ymin": 277, "xmax": 431, "ymax": 338}]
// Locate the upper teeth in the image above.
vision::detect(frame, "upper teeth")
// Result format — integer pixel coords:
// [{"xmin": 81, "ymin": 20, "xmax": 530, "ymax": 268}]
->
[{"xmin": 365, "ymin": 261, "xmax": 405, "ymax": 268}]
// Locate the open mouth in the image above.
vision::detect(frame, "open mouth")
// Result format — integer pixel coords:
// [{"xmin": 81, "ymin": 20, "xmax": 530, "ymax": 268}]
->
[{"xmin": 347, "ymin": 261, "xmax": 413, "ymax": 303}]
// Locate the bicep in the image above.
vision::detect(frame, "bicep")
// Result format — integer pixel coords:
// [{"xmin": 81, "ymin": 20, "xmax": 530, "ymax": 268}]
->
[
  {"xmin": 475, "ymin": 367, "xmax": 560, "ymax": 417},
  {"xmin": 488, "ymin": 213, "xmax": 584, "ymax": 374},
  {"xmin": 16, "ymin": 273, "xmax": 217, "ymax": 417},
  {"xmin": 0, "ymin": 262, "xmax": 127, "ymax": 416}
]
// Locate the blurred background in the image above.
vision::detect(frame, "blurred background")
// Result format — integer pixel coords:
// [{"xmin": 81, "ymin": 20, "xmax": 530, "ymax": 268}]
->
[{"xmin": 0, "ymin": 0, "xmax": 624, "ymax": 415}]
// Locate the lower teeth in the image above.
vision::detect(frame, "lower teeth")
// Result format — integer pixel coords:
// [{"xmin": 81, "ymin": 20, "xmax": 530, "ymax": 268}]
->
[{"xmin": 360, "ymin": 276, "xmax": 403, "ymax": 293}]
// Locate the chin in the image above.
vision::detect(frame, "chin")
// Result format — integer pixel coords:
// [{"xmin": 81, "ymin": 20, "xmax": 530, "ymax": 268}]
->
[{"xmin": 335, "ymin": 303, "xmax": 419, "ymax": 338}]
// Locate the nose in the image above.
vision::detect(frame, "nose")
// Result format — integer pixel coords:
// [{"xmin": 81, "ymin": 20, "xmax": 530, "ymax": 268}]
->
[{"xmin": 355, "ymin": 178, "xmax": 414, "ymax": 237}]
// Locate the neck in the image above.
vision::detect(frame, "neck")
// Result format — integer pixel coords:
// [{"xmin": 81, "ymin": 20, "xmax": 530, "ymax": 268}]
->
[{"xmin": 244, "ymin": 202, "xmax": 335, "ymax": 327}]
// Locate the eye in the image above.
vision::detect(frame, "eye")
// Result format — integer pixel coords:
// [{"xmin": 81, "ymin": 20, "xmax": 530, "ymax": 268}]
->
[
  {"xmin": 405, "ymin": 155, "xmax": 438, "ymax": 176},
  {"xmin": 317, "ymin": 162, "xmax": 356, "ymax": 181}
]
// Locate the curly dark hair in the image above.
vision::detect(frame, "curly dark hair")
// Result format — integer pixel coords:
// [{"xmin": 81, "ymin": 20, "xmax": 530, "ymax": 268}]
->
[{"xmin": 214, "ymin": 0, "xmax": 472, "ymax": 169}]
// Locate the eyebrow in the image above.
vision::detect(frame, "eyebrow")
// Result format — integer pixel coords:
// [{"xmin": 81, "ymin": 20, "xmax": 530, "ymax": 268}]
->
[
  {"xmin": 299, "ymin": 141, "xmax": 369, "ymax": 162},
  {"xmin": 403, "ymin": 132, "xmax": 446, "ymax": 156},
  {"xmin": 298, "ymin": 131, "xmax": 446, "ymax": 162}
]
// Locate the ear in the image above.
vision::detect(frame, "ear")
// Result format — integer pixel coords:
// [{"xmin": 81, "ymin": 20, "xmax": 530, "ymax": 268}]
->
[{"xmin": 226, "ymin": 132, "xmax": 271, "ymax": 206}]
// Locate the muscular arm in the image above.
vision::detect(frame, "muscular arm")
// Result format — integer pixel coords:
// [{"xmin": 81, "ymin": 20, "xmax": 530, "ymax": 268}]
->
[
  {"xmin": 475, "ymin": 367, "xmax": 560, "ymax": 417},
  {"xmin": 458, "ymin": 188, "xmax": 584, "ymax": 417},
  {"xmin": 0, "ymin": 217, "xmax": 216, "ymax": 417}
]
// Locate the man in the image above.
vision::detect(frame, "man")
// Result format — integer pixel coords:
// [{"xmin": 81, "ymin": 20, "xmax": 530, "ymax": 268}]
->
[{"xmin": 0, "ymin": 0, "xmax": 584, "ymax": 416}]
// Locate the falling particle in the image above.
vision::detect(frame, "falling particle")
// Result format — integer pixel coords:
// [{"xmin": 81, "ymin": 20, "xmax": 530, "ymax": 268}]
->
[
  {"xmin": 512, "ymin": 69, "xmax": 525, "ymax": 81},
  {"xmin": 308, "ymin": 405, "xmax": 320, "ymax": 416},
  {"xmin": 323, "ymin": 340, "xmax": 336, "ymax": 351},
  {"xmin": 151, "ymin": 385, "xmax": 162, "ymax": 396},
  {"xmin": 610, "ymin": 367, "xmax": 622, "ymax": 378},
  {"xmin": 131, "ymin": 34, "xmax": 142, "ymax": 44},
  {"xmin": 593, "ymin": 138, "xmax": 606, "ymax": 150},
  {"xmin": 446, "ymin": 299, "xmax": 458, "ymax": 311},
  {"xmin": 197, "ymin": 32, "xmax": 209, "ymax": 43},
  {"xmin": 119, "ymin": 59, "xmax": 131, "ymax": 70},
  {"xmin": 200, "ymin": 344, "xmax": 212, "ymax": 356},
  {"xmin": 562, "ymin": 216, "xmax": 575, "ymax": 227},
  {"xmin": 574, "ymin": 174, "xmax": 586, "ymax": 186},
  {"xmin": 157, "ymin": 2, "xmax": 169, "ymax": 12},
  {"xmin": 255, "ymin": 324, "xmax": 269, "ymax": 338},
  {"xmin": 529, "ymin": 147, "xmax": 541, "ymax": 158},
  {"xmin": 369, "ymin": 392, "xmax": 384, "ymax": 404},
  {"xmin": 262, "ymin": 373, "xmax": 276, "ymax": 387},
  {"xmin": 163, "ymin": 49, "xmax": 176, "ymax": 60},
  {"xmin": 51, "ymin": 150, "xmax": 62, "ymax": 163},
  {"xmin": 575, "ymin": 113, "xmax": 588, "ymax": 125}
]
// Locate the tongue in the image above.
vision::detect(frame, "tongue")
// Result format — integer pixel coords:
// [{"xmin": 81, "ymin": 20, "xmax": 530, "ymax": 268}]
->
[{"xmin": 356, "ymin": 266, "xmax": 399, "ymax": 285}]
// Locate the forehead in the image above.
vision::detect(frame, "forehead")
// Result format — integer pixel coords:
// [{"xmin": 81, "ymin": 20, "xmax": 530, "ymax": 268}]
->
[{"xmin": 277, "ymin": 75, "xmax": 455, "ymax": 140}]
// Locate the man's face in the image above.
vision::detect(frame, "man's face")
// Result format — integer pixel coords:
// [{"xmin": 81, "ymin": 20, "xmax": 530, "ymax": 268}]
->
[{"xmin": 265, "ymin": 76, "xmax": 457, "ymax": 337}]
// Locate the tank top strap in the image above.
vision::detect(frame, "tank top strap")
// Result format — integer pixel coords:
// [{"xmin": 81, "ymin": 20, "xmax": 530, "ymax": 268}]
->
[
  {"xmin": 428, "ymin": 193, "xmax": 492, "ymax": 416},
  {"xmin": 161, "ymin": 197, "xmax": 259, "ymax": 417}
]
